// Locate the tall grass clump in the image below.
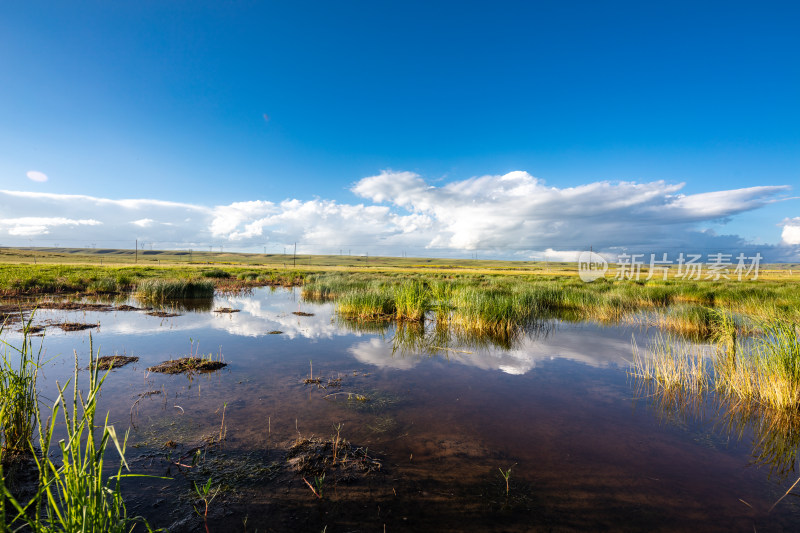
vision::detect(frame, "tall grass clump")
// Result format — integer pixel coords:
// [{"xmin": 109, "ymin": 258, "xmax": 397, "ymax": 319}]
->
[
  {"xmin": 302, "ymin": 273, "xmax": 375, "ymax": 301},
  {"xmin": 0, "ymin": 320, "xmax": 40, "ymax": 454},
  {"xmin": 640, "ymin": 304, "xmax": 717, "ymax": 339},
  {"xmin": 336, "ymin": 289, "xmax": 396, "ymax": 321},
  {"xmin": 135, "ymin": 278, "xmax": 214, "ymax": 301},
  {"xmin": 429, "ymin": 281, "xmax": 454, "ymax": 319},
  {"xmin": 449, "ymin": 288, "xmax": 523, "ymax": 335},
  {"xmin": 201, "ymin": 268, "xmax": 231, "ymax": 279},
  {"xmin": 393, "ymin": 281, "xmax": 430, "ymax": 321},
  {"xmin": 86, "ymin": 277, "xmax": 121, "ymax": 294},
  {"xmin": 1, "ymin": 338, "xmax": 153, "ymax": 531},
  {"xmin": 630, "ymin": 333, "xmax": 709, "ymax": 394},
  {"xmin": 744, "ymin": 319, "xmax": 800, "ymax": 412}
]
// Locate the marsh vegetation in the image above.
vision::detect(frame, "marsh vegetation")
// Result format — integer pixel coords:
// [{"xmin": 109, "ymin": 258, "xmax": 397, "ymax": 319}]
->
[{"xmin": 1, "ymin": 259, "xmax": 799, "ymax": 530}]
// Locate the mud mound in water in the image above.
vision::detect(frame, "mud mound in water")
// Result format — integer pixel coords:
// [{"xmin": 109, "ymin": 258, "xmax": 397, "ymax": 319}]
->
[
  {"xmin": 286, "ymin": 436, "xmax": 381, "ymax": 480},
  {"xmin": 147, "ymin": 357, "xmax": 227, "ymax": 375},
  {"xmin": 56, "ymin": 322, "xmax": 98, "ymax": 331},
  {"xmin": 38, "ymin": 301, "xmax": 112, "ymax": 311},
  {"xmin": 94, "ymin": 355, "xmax": 139, "ymax": 370}
]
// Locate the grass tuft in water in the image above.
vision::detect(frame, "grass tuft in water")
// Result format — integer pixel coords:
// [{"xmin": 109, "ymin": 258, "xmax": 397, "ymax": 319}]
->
[
  {"xmin": 336, "ymin": 289, "xmax": 396, "ymax": 321},
  {"xmin": 630, "ymin": 333, "xmax": 709, "ymax": 394},
  {"xmin": 393, "ymin": 281, "xmax": 430, "ymax": 322},
  {"xmin": 0, "ymin": 318, "xmax": 41, "ymax": 454},
  {"xmin": 135, "ymin": 278, "xmax": 215, "ymax": 301},
  {"xmin": 1, "ymin": 336, "xmax": 155, "ymax": 531}
]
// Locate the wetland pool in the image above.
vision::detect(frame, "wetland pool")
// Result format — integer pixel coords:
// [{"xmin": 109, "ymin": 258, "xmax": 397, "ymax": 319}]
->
[{"xmin": 2, "ymin": 287, "xmax": 799, "ymax": 532}]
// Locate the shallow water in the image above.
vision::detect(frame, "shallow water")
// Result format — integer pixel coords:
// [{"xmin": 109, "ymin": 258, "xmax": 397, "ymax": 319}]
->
[{"xmin": 2, "ymin": 287, "xmax": 799, "ymax": 531}]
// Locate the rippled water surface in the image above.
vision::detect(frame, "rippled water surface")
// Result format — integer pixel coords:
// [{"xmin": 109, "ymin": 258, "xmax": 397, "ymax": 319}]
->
[{"xmin": 3, "ymin": 287, "xmax": 799, "ymax": 532}]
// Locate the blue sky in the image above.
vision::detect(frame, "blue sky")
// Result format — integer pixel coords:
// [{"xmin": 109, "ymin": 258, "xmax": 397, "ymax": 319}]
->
[{"xmin": 1, "ymin": 1, "xmax": 798, "ymax": 259}]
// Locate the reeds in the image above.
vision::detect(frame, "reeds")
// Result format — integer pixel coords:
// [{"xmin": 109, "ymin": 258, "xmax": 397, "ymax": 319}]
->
[
  {"xmin": 630, "ymin": 333, "xmax": 709, "ymax": 394},
  {"xmin": 633, "ymin": 308, "xmax": 800, "ymax": 457},
  {"xmin": 301, "ymin": 271, "xmax": 800, "ymax": 339},
  {"xmin": 393, "ymin": 281, "xmax": 429, "ymax": 321},
  {"xmin": 336, "ymin": 289, "xmax": 396, "ymax": 321},
  {"xmin": 1, "ymin": 335, "xmax": 152, "ymax": 531},
  {"xmin": 0, "ymin": 319, "xmax": 40, "ymax": 454},
  {"xmin": 135, "ymin": 278, "xmax": 215, "ymax": 300}
]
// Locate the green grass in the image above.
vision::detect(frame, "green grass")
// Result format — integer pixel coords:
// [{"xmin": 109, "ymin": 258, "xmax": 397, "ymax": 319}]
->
[
  {"xmin": 201, "ymin": 268, "xmax": 231, "ymax": 279},
  {"xmin": 303, "ymin": 271, "xmax": 800, "ymax": 340},
  {"xmin": 630, "ymin": 333, "xmax": 709, "ymax": 394},
  {"xmin": 336, "ymin": 289, "xmax": 396, "ymax": 321},
  {"xmin": 0, "ymin": 335, "xmax": 154, "ymax": 531},
  {"xmin": 134, "ymin": 278, "xmax": 215, "ymax": 301},
  {"xmin": 0, "ymin": 264, "xmax": 307, "ymax": 297},
  {"xmin": 714, "ymin": 317, "xmax": 800, "ymax": 412},
  {"xmin": 393, "ymin": 280, "xmax": 430, "ymax": 321},
  {"xmin": 633, "ymin": 309, "xmax": 800, "ymax": 423},
  {"xmin": 0, "ymin": 319, "xmax": 40, "ymax": 454},
  {"xmin": 1, "ymin": 257, "xmax": 798, "ymax": 340}
]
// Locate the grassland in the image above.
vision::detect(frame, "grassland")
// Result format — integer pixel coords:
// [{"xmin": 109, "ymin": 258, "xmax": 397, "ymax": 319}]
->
[{"xmin": 2, "ymin": 246, "xmax": 798, "ymax": 331}]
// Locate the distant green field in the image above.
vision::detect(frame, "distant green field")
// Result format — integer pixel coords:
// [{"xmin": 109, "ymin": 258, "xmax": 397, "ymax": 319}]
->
[
  {"xmin": 1, "ymin": 246, "xmax": 798, "ymax": 280},
  {"xmin": 0, "ymin": 246, "xmax": 573, "ymax": 275}
]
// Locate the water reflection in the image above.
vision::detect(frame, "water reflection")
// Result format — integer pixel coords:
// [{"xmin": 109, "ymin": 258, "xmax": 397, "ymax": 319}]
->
[
  {"xmin": 634, "ymin": 378, "xmax": 800, "ymax": 480},
  {"xmin": 351, "ymin": 319, "xmax": 634, "ymax": 374},
  {"xmin": 3, "ymin": 287, "xmax": 641, "ymax": 377},
  {"xmin": 132, "ymin": 296, "xmax": 215, "ymax": 313},
  {"xmin": 34, "ymin": 289, "xmax": 349, "ymax": 341}
]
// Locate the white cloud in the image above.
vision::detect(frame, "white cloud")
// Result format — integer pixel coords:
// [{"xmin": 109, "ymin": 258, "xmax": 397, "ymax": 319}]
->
[
  {"xmin": 0, "ymin": 170, "xmax": 795, "ymax": 260},
  {"xmin": 0, "ymin": 190, "xmax": 211, "ymax": 246},
  {"xmin": 352, "ymin": 170, "xmax": 791, "ymax": 254},
  {"xmin": 781, "ymin": 218, "xmax": 800, "ymax": 246},
  {"xmin": 26, "ymin": 171, "xmax": 48, "ymax": 182},
  {"xmin": 656, "ymin": 186, "xmax": 790, "ymax": 221},
  {"xmin": 0, "ymin": 217, "xmax": 101, "ymax": 236}
]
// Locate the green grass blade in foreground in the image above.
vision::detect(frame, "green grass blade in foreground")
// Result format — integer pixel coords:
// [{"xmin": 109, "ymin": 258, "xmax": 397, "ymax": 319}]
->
[
  {"xmin": 10, "ymin": 335, "xmax": 161, "ymax": 532},
  {"xmin": 0, "ymin": 316, "xmax": 41, "ymax": 455}
]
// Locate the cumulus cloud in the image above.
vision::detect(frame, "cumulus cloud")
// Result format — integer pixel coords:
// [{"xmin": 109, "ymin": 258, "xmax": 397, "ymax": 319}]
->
[
  {"xmin": 352, "ymin": 170, "xmax": 791, "ymax": 254},
  {"xmin": 0, "ymin": 170, "xmax": 796, "ymax": 260},
  {"xmin": 209, "ymin": 198, "xmax": 401, "ymax": 248},
  {"xmin": 782, "ymin": 218, "xmax": 800, "ymax": 246},
  {"xmin": 26, "ymin": 171, "xmax": 48, "ymax": 182}
]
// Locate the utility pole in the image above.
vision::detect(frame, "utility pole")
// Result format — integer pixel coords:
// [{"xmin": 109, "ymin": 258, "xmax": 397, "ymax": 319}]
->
[
  {"xmin": 135, "ymin": 239, "xmax": 138, "ymax": 263},
  {"xmin": 293, "ymin": 242, "xmax": 297, "ymax": 268}
]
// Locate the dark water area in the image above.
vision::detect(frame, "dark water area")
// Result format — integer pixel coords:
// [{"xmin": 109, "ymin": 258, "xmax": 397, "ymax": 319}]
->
[{"xmin": 2, "ymin": 288, "xmax": 799, "ymax": 532}]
